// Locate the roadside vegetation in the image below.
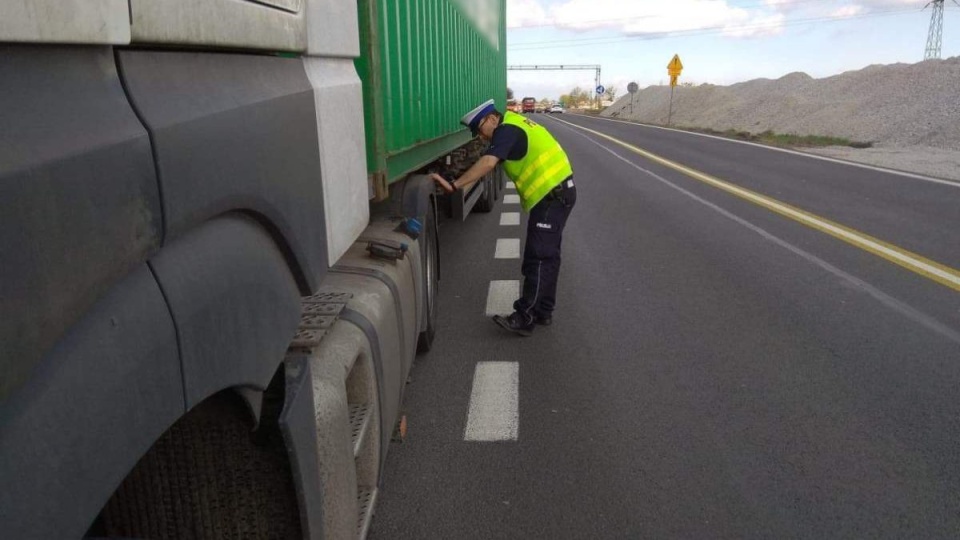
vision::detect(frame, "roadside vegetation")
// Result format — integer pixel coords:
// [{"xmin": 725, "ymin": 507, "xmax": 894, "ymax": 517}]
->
[
  {"xmin": 687, "ymin": 127, "xmax": 873, "ymax": 149},
  {"xmin": 596, "ymin": 111, "xmax": 872, "ymax": 149}
]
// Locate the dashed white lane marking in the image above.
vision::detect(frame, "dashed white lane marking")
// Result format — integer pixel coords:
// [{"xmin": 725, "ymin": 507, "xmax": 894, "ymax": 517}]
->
[
  {"xmin": 505, "ymin": 183, "xmax": 516, "ymax": 190},
  {"xmin": 504, "ymin": 194, "xmax": 521, "ymax": 204},
  {"xmin": 464, "ymin": 361, "xmax": 519, "ymax": 441},
  {"xmin": 495, "ymin": 238, "xmax": 520, "ymax": 259},
  {"xmin": 500, "ymin": 212, "xmax": 520, "ymax": 226},
  {"xmin": 485, "ymin": 280, "xmax": 520, "ymax": 316}
]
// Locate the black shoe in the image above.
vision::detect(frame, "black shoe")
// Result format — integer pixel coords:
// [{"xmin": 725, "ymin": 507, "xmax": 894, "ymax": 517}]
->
[
  {"xmin": 534, "ymin": 314, "xmax": 552, "ymax": 326},
  {"xmin": 492, "ymin": 313, "xmax": 534, "ymax": 337}
]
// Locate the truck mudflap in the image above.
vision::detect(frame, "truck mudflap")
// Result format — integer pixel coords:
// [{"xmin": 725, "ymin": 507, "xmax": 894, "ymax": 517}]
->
[{"xmin": 279, "ymin": 215, "xmax": 424, "ymax": 539}]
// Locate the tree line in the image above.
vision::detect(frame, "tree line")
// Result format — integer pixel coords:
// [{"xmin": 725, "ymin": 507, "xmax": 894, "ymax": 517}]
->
[
  {"xmin": 507, "ymin": 85, "xmax": 619, "ymax": 110},
  {"xmin": 558, "ymin": 85, "xmax": 618, "ymax": 108}
]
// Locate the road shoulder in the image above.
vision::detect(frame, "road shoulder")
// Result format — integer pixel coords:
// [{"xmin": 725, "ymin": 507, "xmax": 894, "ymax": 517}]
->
[{"xmin": 800, "ymin": 144, "xmax": 960, "ymax": 183}]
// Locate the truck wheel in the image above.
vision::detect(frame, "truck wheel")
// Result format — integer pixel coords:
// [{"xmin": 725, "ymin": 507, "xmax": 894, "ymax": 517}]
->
[
  {"xmin": 473, "ymin": 172, "xmax": 495, "ymax": 213},
  {"xmin": 95, "ymin": 389, "xmax": 302, "ymax": 538},
  {"xmin": 417, "ymin": 197, "xmax": 439, "ymax": 353}
]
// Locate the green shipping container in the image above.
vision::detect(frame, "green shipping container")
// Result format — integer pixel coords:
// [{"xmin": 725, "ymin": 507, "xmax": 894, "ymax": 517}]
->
[{"xmin": 356, "ymin": 0, "xmax": 507, "ymax": 186}]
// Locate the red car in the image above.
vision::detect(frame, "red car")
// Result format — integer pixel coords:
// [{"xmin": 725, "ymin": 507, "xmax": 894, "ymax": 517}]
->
[{"xmin": 521, "ymin": 97, "xmax": 536, "ymax": 113}]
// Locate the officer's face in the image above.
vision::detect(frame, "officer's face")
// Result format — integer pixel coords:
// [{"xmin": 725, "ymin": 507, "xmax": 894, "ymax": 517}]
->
[{"xmin": 477, "ymin": 114, "xmax": 496, "ymax": 140}]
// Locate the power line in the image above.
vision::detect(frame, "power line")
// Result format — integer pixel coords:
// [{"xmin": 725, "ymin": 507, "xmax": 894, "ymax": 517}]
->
[{"xmin": 509, "ymin": 7, "xmax": 920, "ymax": 51}]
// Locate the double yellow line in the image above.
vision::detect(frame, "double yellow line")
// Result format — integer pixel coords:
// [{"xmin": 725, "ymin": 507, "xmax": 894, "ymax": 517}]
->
[{"xmin": 560, "ymin": 120, "xmax": 960, "ymax": 293}]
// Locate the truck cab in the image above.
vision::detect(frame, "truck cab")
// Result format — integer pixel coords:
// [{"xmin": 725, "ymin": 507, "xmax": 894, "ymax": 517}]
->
[{"xmin": 0, "ymin": 1, "xmax": 506, "ymax": 538}]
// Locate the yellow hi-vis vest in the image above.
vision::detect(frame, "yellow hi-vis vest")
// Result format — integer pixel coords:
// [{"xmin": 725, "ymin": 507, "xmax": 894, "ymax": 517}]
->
[{"xmin": 500, "ymin": 111, "xmax": 573, "ymax": 212}]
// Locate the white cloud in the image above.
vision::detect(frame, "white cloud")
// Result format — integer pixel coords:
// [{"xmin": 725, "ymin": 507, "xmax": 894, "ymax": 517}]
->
[
  {"xmin": 830, "ymin": 5, "xmax": 866, "ymax": 18},
  {"xmin": 859, "ymin": 0, "xmax": 927, "ymax": 7},
  {"xmin": 510, "ymin": 0, "xmax": 788, "ymax": 39},
  {"xmin": 766, "ymin": 0, "xmax": 925, "ymax": 12},
  {"xmin": 508, "ymin": 0, "xmax": 931, "ymax": 37},
  {"xmin": 720, "ymin": 13, "xmax": 787, "ymax": 38},
  {"xmin": 507, "ymin": 0, "xmax": 548, "ymax": 29},
  {"xmin": 793, "ymin": 0, "xmax": 927, "ymax": 18},
  {"xmin": 764, "ymin": 0, "xmax": 927, "ymax": 26}
]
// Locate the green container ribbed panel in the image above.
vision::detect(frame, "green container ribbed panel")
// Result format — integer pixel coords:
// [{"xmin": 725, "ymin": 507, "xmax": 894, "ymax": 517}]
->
[{"xmin": 355, "ymin": 0, "xmax": 507, "ymax": 184}]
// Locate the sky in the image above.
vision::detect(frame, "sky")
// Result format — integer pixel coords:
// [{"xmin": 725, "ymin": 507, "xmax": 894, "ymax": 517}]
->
[{"xmin": 506, "ymin": 0, "xmax": 960, "ymax": 101}]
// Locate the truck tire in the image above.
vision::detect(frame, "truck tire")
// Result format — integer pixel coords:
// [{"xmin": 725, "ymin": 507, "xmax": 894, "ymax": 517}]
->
[
  {"xmin": 473, "ymin": 172, "xmax": 495, "ymax": 213},
  {"xmin": 95, "ymin": 389, "xmax": 302, "ymax": 538},
  {"xmin": 417, "ymin": 197, "xmax": 439, "ymax": 353}
]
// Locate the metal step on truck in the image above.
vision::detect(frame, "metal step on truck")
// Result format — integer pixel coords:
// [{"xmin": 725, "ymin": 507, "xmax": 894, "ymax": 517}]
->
[{"xmin": 0, "ymin": 1, "xmax": 506, "ymax": 538}]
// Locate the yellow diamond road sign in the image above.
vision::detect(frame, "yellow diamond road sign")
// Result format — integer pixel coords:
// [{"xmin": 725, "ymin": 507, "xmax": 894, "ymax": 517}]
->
[{"xmin": 668, "ymin": 54, "xmax": 683, "ymax": 77}]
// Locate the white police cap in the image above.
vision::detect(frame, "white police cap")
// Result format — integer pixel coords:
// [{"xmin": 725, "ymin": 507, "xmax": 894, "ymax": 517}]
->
[{"xmin": 460, "ymin": 99, "xmax": 497, "ymax": 135}]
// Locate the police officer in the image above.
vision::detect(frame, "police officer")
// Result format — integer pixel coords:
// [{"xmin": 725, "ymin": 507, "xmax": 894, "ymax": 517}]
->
[{"xmin": 430, "ymin": 99, "xmax": 576, "ymax": 337}]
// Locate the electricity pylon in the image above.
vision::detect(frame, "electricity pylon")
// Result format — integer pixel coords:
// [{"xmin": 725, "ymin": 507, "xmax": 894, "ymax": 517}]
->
[{"xmin": 924, "ymin": 0, "xmax": 959, "ymax": 60}]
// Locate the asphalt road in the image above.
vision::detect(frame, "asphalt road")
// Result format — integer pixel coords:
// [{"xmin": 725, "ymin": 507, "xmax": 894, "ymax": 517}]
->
[{"xmin": 368, "ymin": 113, "xmax": 960, "ymax": 539}]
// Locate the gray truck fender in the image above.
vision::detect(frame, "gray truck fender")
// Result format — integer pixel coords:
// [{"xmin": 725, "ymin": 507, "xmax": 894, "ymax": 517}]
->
[
  {"xmin": 0, "ymin": 45, "xmax": 161, "ymax": 403},
  {"xmin": 0, "ymin": 265, "xmax": 182, "ymax": 540},
  {"xmin": 116, "ymin": 49, "xmax": 328, "ymax": 295},
  {"xmin": 149, "ymin": 214, "xmax": 303, "ymax": 410}
]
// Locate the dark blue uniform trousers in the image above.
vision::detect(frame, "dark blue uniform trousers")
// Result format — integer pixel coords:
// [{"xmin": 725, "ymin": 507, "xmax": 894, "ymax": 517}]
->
[{"xmin": 514, "ymin": 181, "xmax": 577, "ymax": 322}]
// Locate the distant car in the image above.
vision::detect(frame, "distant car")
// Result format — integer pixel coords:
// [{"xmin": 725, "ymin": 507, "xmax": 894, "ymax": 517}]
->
[{"xmin": 549, "ymin": 105, "xmax": 564, "ymax": 114}]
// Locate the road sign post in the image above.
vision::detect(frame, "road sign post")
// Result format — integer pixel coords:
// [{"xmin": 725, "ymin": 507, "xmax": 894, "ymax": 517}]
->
[
  {"xmin": 666, "ymin": 54, "xmax": 683, "ymax": 126},
  {"xmin": 668, "ymin": 85, "xmax": 675, "ymax": 126},
  {"xmin": 627, "ymin": 81, "xmax": 638, "ymax": 116}
]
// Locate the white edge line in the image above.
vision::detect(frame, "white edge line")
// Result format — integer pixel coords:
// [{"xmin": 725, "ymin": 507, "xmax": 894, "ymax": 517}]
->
[
  {"xmin": 464, "ymin": 361, "xmax": 519, "ymax": 441},
  {"xmin": 554, "ymin": 117, "xmax": 960, "ymax": 288},
  {"xmin": 667, "ymin": 162, "xmax": 960, "ymax": 286},
  {"xmin": 563, "ymin": 126, "xmax": 960, "ymax": 345},
  {"xmin": 557, "ymin": 114, "xmax": 960, "ymax": 189}
]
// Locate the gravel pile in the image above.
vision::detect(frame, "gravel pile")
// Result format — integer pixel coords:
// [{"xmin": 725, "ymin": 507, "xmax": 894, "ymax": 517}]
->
[{"xmin": 603, "ymin": 57, "xmax": 960, "ymax": 151}]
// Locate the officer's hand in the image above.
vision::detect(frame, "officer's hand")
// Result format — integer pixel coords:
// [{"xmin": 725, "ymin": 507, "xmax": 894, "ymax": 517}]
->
[{"xmin": 429, "ymin": 173, "xmax": 455, "ymax": 194}]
